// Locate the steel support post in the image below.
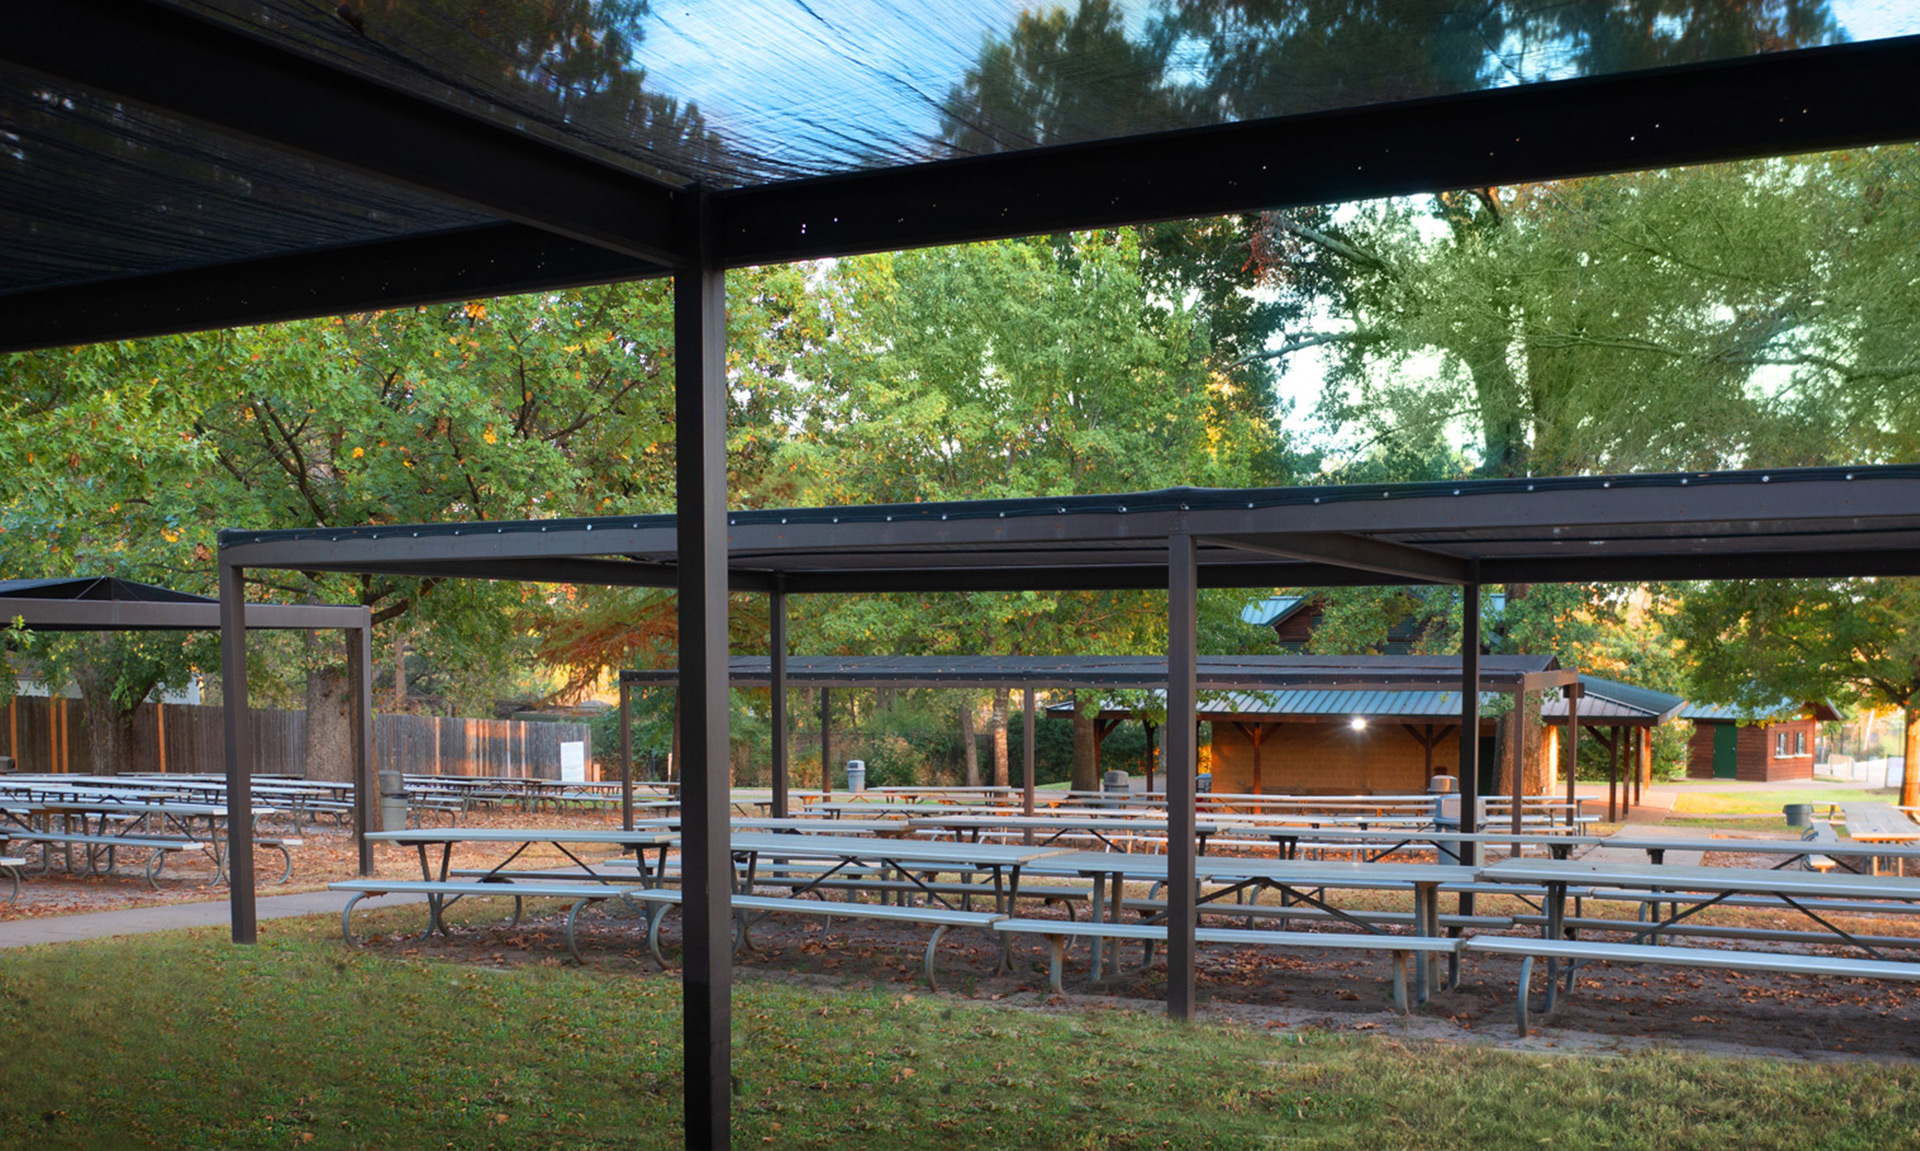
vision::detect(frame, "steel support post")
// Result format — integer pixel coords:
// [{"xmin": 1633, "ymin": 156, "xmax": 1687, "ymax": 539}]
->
[
  {"xmin": 1565, "ymin": 685, "xmax": 1580, "ymax": 822},
  {"xmin": 620, "ymin": 679, "xmax": 634, "ymax": 831},
  {"xmin": 348, "ymin": 619, "xmax": 376, "ymax": 876},
  {"xmin": 1457, "ymin": 575, "xmax": 1481, "ymax": 919},
  {"xmin": 1166, "ymin": 533, "xmax": 1198, "ymax": 1020},
  {"xmin": 1022, "ymin": 687, "xmax": 1036, "ymax": 819},
  {"xmin": 674, "ymin": 191, "xmax": 732, "ymax": 1151},
  {"xmin": 1458, "ymin": 577, "xmax": 1481, "ymax": 838},
  {"xmin": 217, "ymin": 562, "xmax": 257, "ymax": 943},
  {"xmin": 771, "ymin": 582, "xmax": 789, "ymax": 819},
  {"xmin": 820, "ymin": 687, "xmax": 832, "ymax": 798},
  {"xmin": 1510, "ymin": 687, "xmax": 1526, "ymax": 837}
]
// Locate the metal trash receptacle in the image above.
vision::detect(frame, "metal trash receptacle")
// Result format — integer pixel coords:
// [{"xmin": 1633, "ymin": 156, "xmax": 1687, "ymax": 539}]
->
[
  {"xmin": 845, "ymin": 759, "xmax": 866, "ymax": 793},
  {"xmin": 1783, "ymin": 802, "xmax": 1814, "ymax": 828},
  {"xmin": 379, "ymin": 770, "xmax": 408, "ymax": 831}
]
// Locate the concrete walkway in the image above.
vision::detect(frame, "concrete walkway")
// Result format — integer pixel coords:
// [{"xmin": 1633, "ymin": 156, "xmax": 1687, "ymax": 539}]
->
[
  {"xmin": 1573, "ymin": 823, "xmax": 1708, "ymax": 867},
  {"xmin": 0, "ymin": 889, "xmax": 425, "ymax": 949}
]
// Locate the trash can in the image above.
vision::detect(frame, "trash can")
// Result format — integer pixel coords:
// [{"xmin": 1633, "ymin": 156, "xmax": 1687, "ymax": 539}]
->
[
  {"xmin": 1103, "ymin": 770, "xmax": 1130, "ymax": 793},
  {"xmin": 1783, "ymin": 802, "xmax": 1814, "ymax": 828},
  {"xmin": 379, "ymin": 770, "xmax": 409, "ymax": 832},
  {"xmin": 845, "ymin": 760, "xmax": 866, "ymax": 793},
  {"xmin": 1196, "ymin": 772, "xmax": 1212, "ymax": 794}
]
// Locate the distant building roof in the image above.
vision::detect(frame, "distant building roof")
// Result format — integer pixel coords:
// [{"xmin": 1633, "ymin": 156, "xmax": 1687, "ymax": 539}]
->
[
  {"xmin": 1541, "ymin": 675, "xmax": 1686, "ymax": 726},
  {"xmin": 1049, "ymin": 688, "xmax": 1501, "ymax": 720},
  {"xmin": 1239, "ymin": 591, "xmax": 1507, "ymax": 633},
  {"xmin": 1682, "ymin": 698, "xmax": 1842, "ymax": 723}
]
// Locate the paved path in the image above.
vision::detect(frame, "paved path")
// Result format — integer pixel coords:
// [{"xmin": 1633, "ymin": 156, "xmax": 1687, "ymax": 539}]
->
[
  {"xmin": 1574, "ymin": 824, "xmax": 1707, "ymax": 867},
  {"xmin": 0, "ymin": 889, "xmax": 425, "ymax": 949}
]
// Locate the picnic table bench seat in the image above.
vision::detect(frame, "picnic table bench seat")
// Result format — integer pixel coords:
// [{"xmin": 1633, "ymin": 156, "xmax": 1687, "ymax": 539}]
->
[
  {"xmin": 1508, "ymin": 912, "xmax": 1920, "ymax": 952},
  {"xmin": 1465, "ymin": 935, "xmax": 1920, "ymax": 1035},
  {"xmin": 7, "ymin": 830, "xmax": 215, "ymax": 888},
  {"xmin": 729, "ymin": 894, "xmax": 1004, "ymax": 991},
  {"xmin": 1118, "ymin": 895, "xmax": 1508, "ymax": 931},
  {"xmin": 769, "ymin": 876, "xmax": 1089, "ymax": 916},
  {"xmin": 994, "ymin": 917, "xmax": 1461, "ymax": 1010},
  {"xmin": 331, "ymin": 878, "xmax": 681, "ymax": 963}
]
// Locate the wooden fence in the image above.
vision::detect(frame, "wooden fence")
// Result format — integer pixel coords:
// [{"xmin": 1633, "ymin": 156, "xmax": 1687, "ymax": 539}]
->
[{"xmin": 0, "ymin": 696, "xmax": 592, "ymax": 779}]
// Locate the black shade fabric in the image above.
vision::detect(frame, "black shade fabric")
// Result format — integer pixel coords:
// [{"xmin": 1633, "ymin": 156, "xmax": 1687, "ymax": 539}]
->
[
  {"xmin": 0, "ymin": 71, "xmax": 487, "ymax": 295},
  {"xmin": 173, "ymin": 0, "xmax": 1876, "ymax": 185},
  {"xmin": 4, "ymin": 1, "xmax": 1916, "ymax": 340}
]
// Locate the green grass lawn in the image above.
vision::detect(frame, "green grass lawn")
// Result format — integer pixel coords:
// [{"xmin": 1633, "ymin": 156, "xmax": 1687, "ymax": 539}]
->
[
  {"xmin": 4, "ymin": 913, "xmax": 1920, "ymax": 1149},
  {"xmin": 1669, "ymin": 786, "xmax": 1900, "ymax": 816}
]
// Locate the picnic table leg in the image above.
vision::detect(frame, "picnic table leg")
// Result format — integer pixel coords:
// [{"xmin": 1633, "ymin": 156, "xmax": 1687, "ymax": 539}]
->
[
  {"xmin": 1413, "ymin": 883, "xmax": 1436, "ymax": 1006},
  {"xmin": 1089, "ymin": 872, "xmax": 1107, "ymax": 982},
  {"xmin": 1108, "ymin": 874, "xmax": 1125, "ymax": 976},
  {"xmin": 997, "ymin": 865, "xmax": 1016, "ymax": 972},
  {"xmin": 1543, "ymin": 881, "xmax": 1567, "ymax": 1013}
]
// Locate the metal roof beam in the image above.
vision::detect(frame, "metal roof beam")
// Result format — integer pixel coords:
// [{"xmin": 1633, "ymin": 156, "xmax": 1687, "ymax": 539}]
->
[
  {"xmin": 0, "ymin": 599, "xmax": 368, "ymax": 631},
  {"xmin": 4, "ymin": 0, "xmax": 685, "ymax": 266},
  {"xmin": 0, "ymin": 224, "xmax": 662, "ymax": 354},
  {"xmin": 718, "ymin": 37, "xmax": 1920, "ymax": 266},
  {"xmin": 1201, "ymin": 533, "xmax": 1469, "ymax": 585}
]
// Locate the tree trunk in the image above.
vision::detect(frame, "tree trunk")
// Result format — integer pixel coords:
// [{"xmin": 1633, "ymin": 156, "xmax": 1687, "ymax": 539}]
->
[
  {"xmin": 1492, "ymin": 699, "xmax": 1546, "ymax": 797},
  {"xmin": 391, "ymin": 629, "xmax": 407, "ymax": 711},
  {"xmin": 302, "ymin": 664, "xmax": 353, "ymax": 782},
  {"xmin": 1071, "ymin": 701, "xmax": 1099, "ymax": 792},
  {"xmin": 1902, "ymin": 702, "xmax": 1920, "ymax": 810},
  {"xmin": 990, "ymin": 688, "xmax": 1010, "ymax": 788},
  {"xmin": 73, "ymin": 678, "xmax": 141, "ymax": 775},
  {"xmin": 960, "ymin": 700, "xmax": 980, "ymax": 788}
]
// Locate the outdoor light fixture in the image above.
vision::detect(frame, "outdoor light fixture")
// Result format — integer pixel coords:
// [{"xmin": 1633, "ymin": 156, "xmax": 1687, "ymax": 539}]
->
[{"xmin": 1350, "ymin": 717, "xmax": 1368, "ymax": 731}]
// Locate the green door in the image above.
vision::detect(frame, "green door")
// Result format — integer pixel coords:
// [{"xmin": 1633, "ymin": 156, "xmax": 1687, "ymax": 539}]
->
[{"xmin": 1712, "ymin": 724, "xmax": 1739, "ymax": 780}]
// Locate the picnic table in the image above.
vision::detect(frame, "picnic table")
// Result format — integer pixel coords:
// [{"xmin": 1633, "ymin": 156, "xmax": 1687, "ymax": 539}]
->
[
  {"xmin": 364, "ymin": 826, "xmax": 681, "ymax": 936},
  {"xmin": 1838, "ymin": 803, "xmax": 1920, "ymax": 872},
  {"xmin": 1027, "ymin": 850, "xmax": 1462, "ymax": 1002},
  {"xmin": 907, "ymin": 813, "xmax": 1227, "ymax": 853},
  {"xmin": 1474, "ymin": 856, "xmax": 1920, "ymax": 1030},
  {"xmin": 368, "ymin": 826, "xmax": 681, "ymax": 884},
  {"xmin": 726, "ymin": 831, "xmax": 1066, "ymax": 914},
  {"xmin": 22, "ymin": 798, "xmax": 289, "ymax": 883},
  {"xmin": 726, "ymin": 817, "xmax": 911, "ymax": 836}
]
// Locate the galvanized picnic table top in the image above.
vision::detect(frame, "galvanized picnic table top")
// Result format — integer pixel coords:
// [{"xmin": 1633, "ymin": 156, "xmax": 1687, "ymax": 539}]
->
[
  {"xmin": 1479, "ymin": 857, "xmax": 1920, "ymax": 901},
  {"xmin": 906, "ymin": 814, "xmax": 1227, "ymax": 833},
  {"xmin": 1840, "ymin": 802, "xmax": 1920, "ymax": 843},
  {"xmin": 1028, "ymin": 850, "xmax": 1467, "ymax": 887},
  {"xmin": 728, "ymin": 817, "xmax": 910, "ymax": 835},
  {"xmin": 28, "ymin": 800, "xmax": 283, "ymax": 818},
  {"xmin": 365, "ymin": 827, "xmax": 680, "ymax": 846},
  {"xmin": 728, "ymin": 832, "xmax": 1069, "ymax": 867}
]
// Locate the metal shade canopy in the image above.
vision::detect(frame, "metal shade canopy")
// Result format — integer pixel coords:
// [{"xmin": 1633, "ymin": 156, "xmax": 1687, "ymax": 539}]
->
[
  {"xmin": 218, "ymin": 464, "xmax": 1920, "ymax": 591},
  {"xmin": 618, "ymin": 654, "xmax": 1570, "ymax": 693}
]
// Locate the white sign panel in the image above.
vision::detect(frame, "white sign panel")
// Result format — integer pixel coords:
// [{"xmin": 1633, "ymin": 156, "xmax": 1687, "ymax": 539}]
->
[{"xmin": 560, "ymin": 741, "xmax": 587, "ymax": 783}]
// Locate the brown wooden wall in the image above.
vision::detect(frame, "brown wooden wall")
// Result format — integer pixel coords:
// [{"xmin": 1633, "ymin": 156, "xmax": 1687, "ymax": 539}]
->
[
  {"xmin": 0, "ymin": 696, "xmax": 590, "ymax": 779},
  {"xmin": 1210, "ymin": 720, "xmax": 1451, "ymax": 795}
]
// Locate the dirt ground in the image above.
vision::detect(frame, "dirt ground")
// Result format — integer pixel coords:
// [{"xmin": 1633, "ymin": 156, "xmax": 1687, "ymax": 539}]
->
[{"xmin": 11, "ymin": 813, "xmax": 1920, "ymax": 1063}]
